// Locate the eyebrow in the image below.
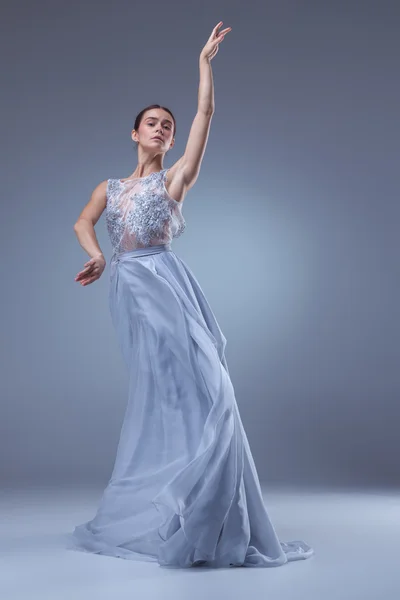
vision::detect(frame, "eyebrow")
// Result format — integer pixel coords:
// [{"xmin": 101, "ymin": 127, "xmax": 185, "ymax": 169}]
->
[{"xmin": 145, "ymin": 116, "xmax": 173, "ymax": 125}]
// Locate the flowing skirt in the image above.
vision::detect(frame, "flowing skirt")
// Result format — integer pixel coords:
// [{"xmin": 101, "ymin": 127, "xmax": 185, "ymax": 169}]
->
[{"xmin": 68, "ymin": 243, "xmax": 314, "ymax": 568}]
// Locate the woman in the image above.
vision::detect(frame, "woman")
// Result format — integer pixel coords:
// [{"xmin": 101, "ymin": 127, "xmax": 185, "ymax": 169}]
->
[{"xmin": 69, "ymin": 22, "xmax": 314, "ymax": 568}]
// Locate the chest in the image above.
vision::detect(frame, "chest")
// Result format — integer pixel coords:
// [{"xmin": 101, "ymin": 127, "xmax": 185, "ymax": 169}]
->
[
  {"xmin": 109, "ymin": 184, "xmax": 166, "ymax": 220},
  {"xmin": 105, "ymin": 179, "xmax": 184, "ymax": 243}
]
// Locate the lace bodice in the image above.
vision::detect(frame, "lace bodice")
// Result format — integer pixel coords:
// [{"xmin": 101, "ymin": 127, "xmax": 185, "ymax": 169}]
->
[{"xmin": 106, "ymin": 169, "xmax": 186, "ymax": 255}]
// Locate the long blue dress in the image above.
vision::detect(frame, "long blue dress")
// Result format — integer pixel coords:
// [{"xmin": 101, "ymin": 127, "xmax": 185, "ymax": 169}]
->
[{"xmin": 68, "ymin": 169, "xmax": 314, "ymax": 568}]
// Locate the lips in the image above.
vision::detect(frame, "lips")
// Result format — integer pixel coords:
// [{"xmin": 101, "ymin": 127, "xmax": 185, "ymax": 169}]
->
[{"xmin": 152, "ymin": 137, "xmax": 163, "ymax": 141}]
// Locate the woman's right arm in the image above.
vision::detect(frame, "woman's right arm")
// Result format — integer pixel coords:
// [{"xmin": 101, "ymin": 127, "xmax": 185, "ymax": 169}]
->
[{"xmin": 73, "ymin": 180, "xmax": 108, "ymax": 259}]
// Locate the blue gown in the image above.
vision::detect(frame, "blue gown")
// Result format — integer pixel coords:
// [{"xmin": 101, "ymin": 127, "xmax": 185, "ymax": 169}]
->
[{"xmin": 68, "ymin": 169, "xmax": 314, "ymax": 568}]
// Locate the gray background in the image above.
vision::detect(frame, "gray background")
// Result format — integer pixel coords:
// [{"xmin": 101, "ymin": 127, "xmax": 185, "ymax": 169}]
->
[{"xmin": 1, "ymin": 0, "xmax": 399, "ymax": 489}]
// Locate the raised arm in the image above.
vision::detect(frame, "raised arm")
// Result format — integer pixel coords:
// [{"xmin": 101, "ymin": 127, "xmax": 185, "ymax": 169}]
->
[{"xmin": 176, "ymin": 22, "xmax": 232, "ymax": 190}]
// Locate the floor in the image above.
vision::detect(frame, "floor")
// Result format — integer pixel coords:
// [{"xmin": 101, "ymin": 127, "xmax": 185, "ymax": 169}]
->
[{"xmin": 1, "ymin": 483, "xmax": 399, "ymax": 600}]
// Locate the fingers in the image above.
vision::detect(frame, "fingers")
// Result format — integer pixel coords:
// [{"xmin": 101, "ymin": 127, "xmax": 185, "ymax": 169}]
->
[
  {"xmin": 218, "ymin": 29, "xmax": 231, "ymax": 40},
  {"xmin": 75, "ymin": 264, "xmax": 98, "ymax": 281},
  {"xmin": 79, "ymin": 275, "xmax": 98, "ymax": 286},
  {"xmin": 211, "ymin": 21, "xmax": 225, "ymax": 39},
  {"xmin": 75, "ymin": 269, "xmax": 92, "ymax": 281},
  {"xmin": 213, "ymin": 22, "xmax": 231, "ymax": 36},
  {"xmin": 214, "ymin": 27, "xmax": 231, "ymax": 44},
  {"xmin": 75, "ymin": 255, "xmax": 105, "ymax": 285}
]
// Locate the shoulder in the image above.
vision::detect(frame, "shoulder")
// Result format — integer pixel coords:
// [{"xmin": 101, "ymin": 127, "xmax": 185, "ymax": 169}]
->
[
  {"xmin": 75, "ymin": 180, "xmax": 109, "ymax": 226},
  {"xmin": 97, "ymin": 178, "xmax": 121, "ymax": 199},
  {"xmin": 93, "ymin": 179, "xmax": 109, "ymax": 193},
  {"xmin": 92, "ymin": 179, "xmax": 110, "ymax": 203},
  {"xmin": 89, "ymin": 179, "xmax": 111, "ymax": 210},
  {"xmin": 90, "ymin": 179, "xmax": 109, "ymax": 199}
]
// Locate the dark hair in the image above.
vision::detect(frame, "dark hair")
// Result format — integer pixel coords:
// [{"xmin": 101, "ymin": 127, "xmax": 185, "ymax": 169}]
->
[{"xmin": 133, "ymin": 104, "xmax": 176, "ymax": 149}]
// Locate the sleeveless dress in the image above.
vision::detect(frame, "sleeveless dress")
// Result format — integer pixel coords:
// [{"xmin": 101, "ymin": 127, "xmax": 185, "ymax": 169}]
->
[{"xmin": 67, "ymin": 168, "xmax": 314, "ymax": 568}]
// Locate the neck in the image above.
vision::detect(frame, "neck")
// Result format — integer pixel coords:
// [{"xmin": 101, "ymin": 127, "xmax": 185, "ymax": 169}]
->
[{"xmin": 132, "ymin": 156, "xmax": 164, "ymax": 178}]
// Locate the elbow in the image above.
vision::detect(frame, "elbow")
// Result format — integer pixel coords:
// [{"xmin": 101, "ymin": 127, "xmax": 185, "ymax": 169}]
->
[
  {"xmin": 74, "ymin": 218, "xmax": 95, "ymax": 231},
  {"xmin": 73, "ymin": 219, "xmax": 84, "ymax": 231},
  {"xmin": 73, "ymin": 218, "xmax": 86, "ymax": 230}
]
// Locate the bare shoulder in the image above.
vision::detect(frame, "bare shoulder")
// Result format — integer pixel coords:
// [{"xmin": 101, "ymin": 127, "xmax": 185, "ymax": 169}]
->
[
  {"xmin": 74, "ymin": 179, "xmax": 108, "ymax": 227},
  {"xmin": 165, "ymin": 157, "xmax": 194, "ymax": 204}
]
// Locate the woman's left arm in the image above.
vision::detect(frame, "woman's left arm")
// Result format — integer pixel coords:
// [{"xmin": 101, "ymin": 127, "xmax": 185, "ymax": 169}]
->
[{"xmin": 180, "ymin": 22, "xmax": 232, "ymax": 188}]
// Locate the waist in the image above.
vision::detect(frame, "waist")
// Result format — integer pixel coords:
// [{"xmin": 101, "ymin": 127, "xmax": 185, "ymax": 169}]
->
[{"xmin": 111, "ymin": 243, "xmax": 172, "ymax": 264}]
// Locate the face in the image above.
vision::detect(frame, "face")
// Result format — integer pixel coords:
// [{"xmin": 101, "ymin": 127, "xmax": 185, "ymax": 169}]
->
[{"xmin": 133, "ymin": 109, "xmax": 175, "ymax": 152}]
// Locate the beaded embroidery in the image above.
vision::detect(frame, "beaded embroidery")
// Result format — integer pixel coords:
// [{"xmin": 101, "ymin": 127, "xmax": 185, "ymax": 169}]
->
[{"xmin": 105, "ymin": 169, "xmax": 186, "ymax": 254}]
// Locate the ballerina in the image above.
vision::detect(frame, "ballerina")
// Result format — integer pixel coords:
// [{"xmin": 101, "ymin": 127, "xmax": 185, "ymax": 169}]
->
[{"xmin": 69, "ymin": 21, "xmax": 314, "ymax": 568}]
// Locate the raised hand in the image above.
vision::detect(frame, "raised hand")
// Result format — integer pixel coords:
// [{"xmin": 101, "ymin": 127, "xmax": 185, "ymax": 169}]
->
[{"xmin": 200, "ymin": 21, "xmax": 232, "ymax": 61}]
